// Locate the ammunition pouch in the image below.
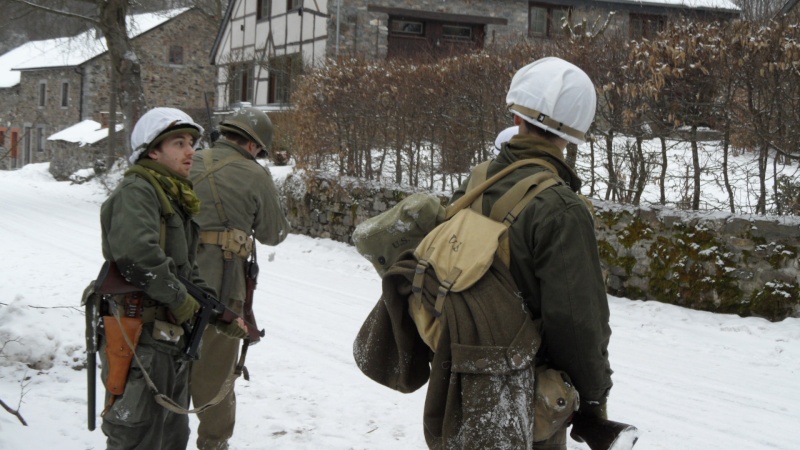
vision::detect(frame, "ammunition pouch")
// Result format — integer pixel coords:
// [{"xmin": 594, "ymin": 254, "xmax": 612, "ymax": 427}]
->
[{"xmin": 199, "ymin": 228, "xmax": 253, "ymax": 258}]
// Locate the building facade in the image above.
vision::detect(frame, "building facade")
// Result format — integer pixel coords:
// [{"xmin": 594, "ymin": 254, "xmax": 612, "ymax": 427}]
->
[
  {"xmin": 1, "ymin": 7, "xmax": 218, "ymax": 172},
  {"xmin": 209, "ymin": 0, "xmax": 740, "ymax": 111}
]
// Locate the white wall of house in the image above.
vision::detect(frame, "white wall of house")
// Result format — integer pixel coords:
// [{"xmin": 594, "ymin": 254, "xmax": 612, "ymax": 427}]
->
[{"xmin": 214, "ymin": 0, "xmax": 329, "ymax": 110}]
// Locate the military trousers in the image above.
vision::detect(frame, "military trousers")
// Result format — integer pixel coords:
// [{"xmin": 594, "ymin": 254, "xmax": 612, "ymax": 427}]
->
[
  {"xmin": 100, "ymin": 336, "xmax": 190, "ymax": 450},
  {"xmin": 190, "ymin": 324, "xmax": 240, "ymax": 450}
]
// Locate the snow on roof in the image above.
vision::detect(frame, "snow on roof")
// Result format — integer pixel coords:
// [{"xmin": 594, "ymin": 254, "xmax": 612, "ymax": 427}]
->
[
  {"xmin": 47, "ymin": 120, "xmax": 123, "ymax": 147},
  {"xmin": 610, "ymin": 0, "xmax": 740, "ymax": 10},
  {"xmin": 0, "ymin": 8, "xmax": 188, "ymax": 88}
]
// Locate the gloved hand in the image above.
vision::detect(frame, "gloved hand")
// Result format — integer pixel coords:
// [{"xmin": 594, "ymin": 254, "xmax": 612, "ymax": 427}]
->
[
  {"xmin": 570, "ymin": 400, "xmax": 608, "ymax": 443},
  {"xmin": 216, "ymin": 317, "xmax": 248, "ymax": 340},
  {"xmin": 579, "ymin": 400, "xmax": 608, "ymax": 420},
  {"xmin": 170, "ymin": 294, "xmax": 200, "ymax": 325}
]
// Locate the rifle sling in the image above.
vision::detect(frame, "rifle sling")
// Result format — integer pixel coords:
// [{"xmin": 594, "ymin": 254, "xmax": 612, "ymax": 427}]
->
[{"xmin": 107, "ymin": 307, "xmax": 238, "ymax": 416}]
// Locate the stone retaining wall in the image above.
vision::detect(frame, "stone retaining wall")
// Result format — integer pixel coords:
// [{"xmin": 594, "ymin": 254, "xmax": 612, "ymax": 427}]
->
[{"xmin": 280, "ymin": 170, "xmax": 800, "ymax": 321}]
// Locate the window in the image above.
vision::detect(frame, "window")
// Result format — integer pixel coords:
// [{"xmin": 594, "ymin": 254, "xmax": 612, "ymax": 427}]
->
[
  {"xmin": 630, "ymin": 14, "xmax": 665, "ymax": 40},
  {"xmin": 61, "ymin": 82, "xmax": 69, "ymax": 107},
  {"xmin": 169, "ymin": 45, "xmax": 184, "ymax": 65},
  {"xmin": 230, "ymin": 63, "xmax": 254, "ymax": 104},
  {"xmin": 38, "ymin": 82, "xmax": 47, "ymax": 108},
  {"xmin": 529, "ymin": 4, "xmax": 569, "ymax": 38},
  {"xmin": 390, "ymin": 20, "xmax": 424, "ymax": 35},
  {"xmin": 257, "ymin": 0, "xmax": 271, "ymax": 20},
  {"xmin": 287, "ymin": 0, "xmax": 301, "ymax": 10},
  {"xmin": 442, "ymin": 25, "xmax": 472, "ymax": 41},
  {"xmin": 36, "ymin": 127, "xmax": 45, "ymax": 153},
  {"xmin": 269, "ymin": 53, "xmax": 303, "ymax": 105},
  {"xmin": 0, "ymin": 129, "xmax": 5, "ymax": 148}
]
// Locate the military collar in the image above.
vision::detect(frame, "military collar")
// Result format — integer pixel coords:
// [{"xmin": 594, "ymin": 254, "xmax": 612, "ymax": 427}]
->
[
  {"xmin": 498, "ymin": 134, "xmax": 582, "ymax": 192},
  {"xmin": 215, "ymin": 139, "xmax": 256, "ymax": 161}
]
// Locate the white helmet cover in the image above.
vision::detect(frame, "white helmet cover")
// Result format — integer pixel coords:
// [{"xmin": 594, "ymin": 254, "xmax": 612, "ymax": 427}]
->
[
  {"xmin": 506, "ymin": 57, "xmax": 596, "ymax": 145},
  {"xmin": 129, "ymin": 107, "xmax": 204, "ymax": 164}
]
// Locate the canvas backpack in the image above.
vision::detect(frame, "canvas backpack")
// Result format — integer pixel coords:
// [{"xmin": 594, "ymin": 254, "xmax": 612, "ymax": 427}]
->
[{"xmin": 353, "ymin": 158, "xmax": 581, "ymax": 444}]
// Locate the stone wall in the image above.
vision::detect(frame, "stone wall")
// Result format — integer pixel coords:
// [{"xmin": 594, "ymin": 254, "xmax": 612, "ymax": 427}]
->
[{"xmin": 281, "ymin": 170, "xmax": 800, "ymax": 321}]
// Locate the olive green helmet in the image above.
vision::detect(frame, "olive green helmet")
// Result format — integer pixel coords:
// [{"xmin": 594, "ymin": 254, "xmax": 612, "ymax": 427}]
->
[{"xmin": 218, "ymin": 107, "xmax": 273, "ymax": 150}]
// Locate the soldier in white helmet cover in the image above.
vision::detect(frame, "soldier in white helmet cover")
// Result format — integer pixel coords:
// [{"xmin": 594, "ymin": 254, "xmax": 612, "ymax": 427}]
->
[
  {"xmin": 452, "ymin": 57, "xmax": 613, "ymax": 449},
  {"xmin": 188, "ymin": 107, "xmax": 289, "ymax": 450},
  {"xmin": 98, "ymin": 107, "xmax": 242, "ymax": 449}
]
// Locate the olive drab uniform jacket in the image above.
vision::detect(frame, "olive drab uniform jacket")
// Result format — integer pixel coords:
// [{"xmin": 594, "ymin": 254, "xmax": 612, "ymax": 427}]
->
[
  {"xmin": 451, "ymin": 134, "xmax": 613, "ymax": 406},
  {"xmin": 100, "ymin": 162, "xmax": 212, "ymax": 316},
  {"xmin": 189, "ymin": 139, "xmax": 289, "ymax": 308}
]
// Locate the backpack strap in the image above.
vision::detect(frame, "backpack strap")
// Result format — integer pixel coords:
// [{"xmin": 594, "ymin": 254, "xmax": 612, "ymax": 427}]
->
[
  {"xmin": 447, "ymin": 158, "xmax": 560, "ymax": 220},
  {"xmin": 490, "ymin": 171, "xmax": 562, "ymax": 224}
]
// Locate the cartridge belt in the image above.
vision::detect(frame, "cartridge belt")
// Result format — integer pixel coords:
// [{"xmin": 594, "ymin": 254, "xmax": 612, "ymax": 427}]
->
[{"xmin": 199, "ymin": 228, "xmax": 253, "ymax": 259}]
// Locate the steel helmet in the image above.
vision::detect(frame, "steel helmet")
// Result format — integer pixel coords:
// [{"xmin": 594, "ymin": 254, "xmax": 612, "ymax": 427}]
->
[
  {"xmin": 129, "ymin": 107, "xmax": 203, "ymax": 164},
  {"xmin": 506, "ymin": 57, "xmax": 596, "ymax": 145},
  {"xmin": 218, "ymin": 107, "xmax": 274, "ymax": 150}
]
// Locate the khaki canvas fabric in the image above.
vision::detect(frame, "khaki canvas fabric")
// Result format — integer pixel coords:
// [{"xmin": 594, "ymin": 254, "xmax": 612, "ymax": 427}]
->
[{"xmin": 189, "ymin": 140, "xmax": 289, "ymax": 450}]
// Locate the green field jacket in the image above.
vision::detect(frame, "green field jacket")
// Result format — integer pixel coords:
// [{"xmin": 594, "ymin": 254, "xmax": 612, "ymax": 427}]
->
[
  {"xmin": 451, "ymin": 134, "xmax": 613, "ymax": 405},
  {"xmin": 100, "ymin": 163, "xmax": 210, "ymax": 311}
]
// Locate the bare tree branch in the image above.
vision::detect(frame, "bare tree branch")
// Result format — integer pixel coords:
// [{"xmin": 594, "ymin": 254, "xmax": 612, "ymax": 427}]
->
[
  {"xmin": 10, "ymin": 0, "xmax": 98, "ymax": 24},
  {"xmin": 0, "ymin": 398, "xmax": 28, "ymax": 426}
]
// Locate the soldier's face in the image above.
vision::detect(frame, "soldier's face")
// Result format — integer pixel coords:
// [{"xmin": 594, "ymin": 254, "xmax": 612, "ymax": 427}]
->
[{"xmin": 148, "ymin": 133, "xmax": 196, "ymax": 177}]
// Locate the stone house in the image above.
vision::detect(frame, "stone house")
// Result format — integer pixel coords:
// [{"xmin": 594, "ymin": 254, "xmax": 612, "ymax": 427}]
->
[
  {"xmin": 208, "ymin": 0, "xmax": 740, "ymax": 111},
  {"xmin": 0, "ymin": 7, "xmax": 218, "ymax": 175}
]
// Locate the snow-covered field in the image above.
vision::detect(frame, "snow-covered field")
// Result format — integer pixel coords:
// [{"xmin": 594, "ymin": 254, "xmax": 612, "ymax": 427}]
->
[{"xmin": 1, "ymin": 163, "xmax": 799, "ymax": 449}]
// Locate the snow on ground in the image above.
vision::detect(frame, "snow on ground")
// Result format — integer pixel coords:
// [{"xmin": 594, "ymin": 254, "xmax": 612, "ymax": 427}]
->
[{"xmin": 0, "ymin": 163, "xmax": 799, "ymax": 449}]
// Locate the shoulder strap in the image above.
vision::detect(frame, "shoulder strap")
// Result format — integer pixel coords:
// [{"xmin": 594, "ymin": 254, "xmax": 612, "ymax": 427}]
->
[
  {"xmin": 125, "ymin": 165, "xmax": 174, "ymax": 250},
  {"xmin": 195, "ymin": 151, "xmax": 244, "ymax": 228},
  {"xmin": 446, "ymin": 158, "xmax": 560, "ymax": 220},
  {"xmin": 490, "ymin": 171, "xmax": 561, "ymax": 224}
]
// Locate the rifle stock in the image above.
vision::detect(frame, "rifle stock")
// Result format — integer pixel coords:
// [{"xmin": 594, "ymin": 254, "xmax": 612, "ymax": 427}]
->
[
  {"xmin": 243, "ymin": 259, "xmax": 265, "ymax": 344},
  {"xmin": 570, "ymin": 414, "xmax": 640, "ymax": 450}
]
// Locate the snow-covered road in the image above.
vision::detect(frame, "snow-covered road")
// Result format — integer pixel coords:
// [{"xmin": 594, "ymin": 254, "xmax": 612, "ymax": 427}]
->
[{"xmin": 1, "ymin": 163, "xmax": 798, "ymax": 449}]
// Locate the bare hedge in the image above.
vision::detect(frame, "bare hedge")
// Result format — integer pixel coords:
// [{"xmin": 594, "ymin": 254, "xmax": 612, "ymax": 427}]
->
[{"xmin": 288, "ymin": 16, "xmax": 800, "ymax": 215}]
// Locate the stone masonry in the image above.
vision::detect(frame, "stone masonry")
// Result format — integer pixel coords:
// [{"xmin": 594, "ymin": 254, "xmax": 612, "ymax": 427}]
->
[{"xmin": 281, "ymin": 169, "xmax": 800, "ymax": 322}]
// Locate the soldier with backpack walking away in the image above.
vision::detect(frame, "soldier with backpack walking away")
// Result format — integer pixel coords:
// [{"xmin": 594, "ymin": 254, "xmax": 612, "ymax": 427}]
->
[
  {"xmin": 189, "ymin": 106, "xmax": 289, "ymax": 450},
  {"xmin": 353, "ymin": 57, "xmax": 613, "ymax": 450},
  {"xmin": 94, "ymin": 107, "xmax": 244, "ymax": 450}
]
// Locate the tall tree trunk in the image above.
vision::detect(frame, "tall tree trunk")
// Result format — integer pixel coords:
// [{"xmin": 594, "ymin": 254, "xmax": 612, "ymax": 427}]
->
[
  {"xmin": 691, "ymin": 125, "xmax": 701, "ymax": 210},
  {"xmin": 589, "ymin": 139, "xmax": 596, "ymax": 197},
  {"xmin": 98, "ymin": 0, "xmax": 147, "ymax": 161},
  {"xmin": 757, "ymin": 141, "xmax": 768, "ymax": 214},
  {"xmin": 722, "ymin": 130, "xmax": 735, "ymax": 213},
  {"xmin": 659, "ymin": 136, "xmax": 668, "ymax": 205},
  {"xmin": 604, "ymin": 132, "xmax": 617, "ymax": 201}
]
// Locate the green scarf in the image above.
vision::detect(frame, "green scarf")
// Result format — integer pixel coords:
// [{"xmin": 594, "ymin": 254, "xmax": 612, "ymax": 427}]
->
[{"xmin": 126, "ymin": 159, "xmax": 201, "ymax": 216}]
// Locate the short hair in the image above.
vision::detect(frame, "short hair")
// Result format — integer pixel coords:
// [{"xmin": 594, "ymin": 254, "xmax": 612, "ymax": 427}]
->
[
  {"xmin": 519, "ymin": 118, "xmax": 561, "ymax": 141},
  {"xmin": 221, "ymin": 131, "xmax": 250, "ymax": 146}
]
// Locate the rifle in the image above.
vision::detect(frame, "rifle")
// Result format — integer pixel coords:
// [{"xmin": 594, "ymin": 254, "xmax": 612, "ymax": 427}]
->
[
  {"xmin": 93, "ymin": 261, "xmax": 253, "ymax": 361},
  {"xmin": 570, "ymin": 414, "xmax": 640, "ymax": 450},
  {"xmin": 243, "ymin": 245, "xmax": 265, "ymax": 344},
  {"xmin": 176, "ymin": 274, "xmax": 259, "ymax": 360}
]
